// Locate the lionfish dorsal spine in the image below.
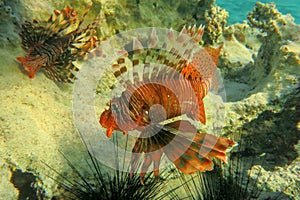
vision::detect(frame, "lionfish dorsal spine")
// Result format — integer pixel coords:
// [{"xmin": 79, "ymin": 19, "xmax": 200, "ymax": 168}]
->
[
  {"xmin": 148, "ymin": 27, "xmax": 158, "ymax": 48},
  {"xmin": 100, "ymin": 24, "xmax": 215, "ymax": 93}
]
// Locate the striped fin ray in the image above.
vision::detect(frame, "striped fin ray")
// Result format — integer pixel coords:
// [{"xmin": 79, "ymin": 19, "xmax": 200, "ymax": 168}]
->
[
  {"xmin": 68, "ymin": 7, "xmax": 102, "ymax": 60},
  {"xmin": 184, "ymin": 24, "xmax": 205, "ymax": 43},
  {"xmin": 46, "ymin": 3, "xmax": 96, "ymax": 36},
  {"xmin": 171, "ymin": 25, "xmax": 206, "ymax": 76},
  {"xmin": 44, "ymin": 62, "xmax": 79, "ymax": 83},
  {"xmin": 45, "ymin": 6, "xmax": 77, "ymax": 37},
  {"xmin": 19, "ymin": 21, "xmax": 56, "ymax": 52},
  {"xmin": 147, "ymin": 25, "xmax": 206, "ymax": 76},
  {"xmin": 19, "ymin": 6, "xmax": 79, "ymax": 55},
  {"xmin": 131, "ymin": 37, "xmax": 145, "ymax": 83}
]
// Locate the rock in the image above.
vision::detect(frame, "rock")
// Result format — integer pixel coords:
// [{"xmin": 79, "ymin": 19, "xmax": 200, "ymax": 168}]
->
[{"xmin": 0, "ymin": 0, "xmax": 21, "ymax": 46}]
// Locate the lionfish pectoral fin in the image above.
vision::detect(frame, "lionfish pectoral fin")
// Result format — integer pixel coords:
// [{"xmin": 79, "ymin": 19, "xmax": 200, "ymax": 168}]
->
[
  {"xmin": 130, "ymin": 138, "xmax": 143, "ymax": 178},
  {"xmin": 172, "ymin": 149, "xmax": 214, "ymax": 174},
  {"xmin": 161, "ymin": 129, "xmax": 213, "ymax": 174},
  {"xmin": 138, "ymin": 150, "xmax": 162, "ymax": 184},
  {"xmin": 187, "ymin": 100, "xmax": 206, "ymax": 125},
  {"xmin": 130, "ymin": 126, "xmax": 164, "ymax": 181},
  {"xmin": 193, "ymin": 133, "xmax": 236, "ymax": 164},
  {"xmin": 162, "ymin": 120, "xmax": 235, "ymax": 174},
  {"xmin": 44, "ymin": 62, "xmax": 79, "ymax": 83},
  {"xmin": 193, "ymin": 133, "xmax": 237, "ymax": 163},
  {"xmin": 152, "ymin": 150, "xmax": 163, "ymax": 178}
]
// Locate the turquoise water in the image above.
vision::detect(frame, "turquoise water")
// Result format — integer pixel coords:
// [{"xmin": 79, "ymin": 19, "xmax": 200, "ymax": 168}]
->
[{"xmin": 217, "ymin": 0, "xmax": 300, "ymax": 24}]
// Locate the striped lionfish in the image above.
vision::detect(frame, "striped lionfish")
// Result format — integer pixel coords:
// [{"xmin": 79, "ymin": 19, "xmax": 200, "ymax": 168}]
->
[
  {"xmin": 98, "ymin": 26, "xmax": 236, "ymax": 182},
  {"xmin": 16, "ymin": 4, "xmax": 100, "ymax": 83}
]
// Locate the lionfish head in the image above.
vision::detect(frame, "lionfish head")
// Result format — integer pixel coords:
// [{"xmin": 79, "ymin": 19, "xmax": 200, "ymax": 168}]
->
[
  {"xmin": 99, "ymin": 107, "xmax": 123, "ymax": 138},
  {"xmin": 16, "ymin": 56, "xmax": 47, "ymax": 79}
]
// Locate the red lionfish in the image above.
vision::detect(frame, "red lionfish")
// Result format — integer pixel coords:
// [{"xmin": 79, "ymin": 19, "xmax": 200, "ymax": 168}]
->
[
  {"xmin": 98, "ymin": 26, "xmax": 235, "ymax": 181},
  {"xmin": 16, "ymin": 4, "xmax": 100, "ymax": 83}
]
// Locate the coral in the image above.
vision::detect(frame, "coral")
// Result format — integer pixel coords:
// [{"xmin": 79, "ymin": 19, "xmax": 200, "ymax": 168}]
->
[
  {"xmin": 245, "ymin": 2, "xmax": 300, "ymax": 93},
  {"xmin": 246, "ymin": 2, "xmax": 285, "ymax": 83},
  {"xmin": 96, "ymin": 0, "xmax": 226, "ymax": 45},
  {"xmin": 223, "ymin": 23, "xmax": 250, "ymax": 43},
  {"xmin": 0, "ymin": 0, "xmax": 21, "ymax": 46},
  {"xmin": 221, "ymin": 2, "xmax": 300, "ymax": 149},
  {"xmin": 203, "ymin": 2, "xmax": 228, "ymax": 45},
  {"xmin": 218, "ymin": 2, "xmax": 299, "ymax": 101},
  {"xmin": 247, "ymin": 2, "xmax": 286, "ymax": 37},
  {"xmin": 218, "ymin": 23, "xmax": 261, "ymax": 84}
]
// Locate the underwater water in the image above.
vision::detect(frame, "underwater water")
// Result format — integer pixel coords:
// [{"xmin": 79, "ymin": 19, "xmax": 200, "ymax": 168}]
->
[
  {"xmin": 0, "ymin": 0, "xmax": 299, "ymax": 200},
  {"xmin": 217, "ymin": 0, "xmax": 300, "ymax": 24}
]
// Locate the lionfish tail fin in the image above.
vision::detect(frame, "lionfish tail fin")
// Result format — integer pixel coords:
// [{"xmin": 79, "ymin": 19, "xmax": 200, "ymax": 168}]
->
[
  {"xmin": 16, "ymin": 57, "xmax": 35, "ymax": 78},
  {"xmin": 204, "ymin": 44, "xmax": 223, "ymax": 66}
]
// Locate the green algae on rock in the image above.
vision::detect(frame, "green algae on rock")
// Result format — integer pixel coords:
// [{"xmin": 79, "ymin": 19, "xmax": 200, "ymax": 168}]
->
[{"xmin": 0, "ymin": 0, "xmax": 21, "ymax": 46}]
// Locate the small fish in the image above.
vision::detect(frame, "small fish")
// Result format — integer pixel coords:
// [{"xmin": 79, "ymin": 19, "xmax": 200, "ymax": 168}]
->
[
  {"xmin": 16, "ymin": 4, "xmax": 100, "ymax": 83},
  {"xmin": 98, "ymin": 25, "xmax": 234, "ymax": 181}
]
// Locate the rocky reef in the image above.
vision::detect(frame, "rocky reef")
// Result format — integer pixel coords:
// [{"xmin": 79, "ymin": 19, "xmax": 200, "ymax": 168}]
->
[
  {"xmin": 0, "ymin": 0, "xmax": 21, "ymax": 46},
  {"xmin": 219, "ymin": 2, "xmax": 300, "ymax": 197},
  {"xmin": 0, "ymin": 0, "xmax": 299, "ymax": 199}
]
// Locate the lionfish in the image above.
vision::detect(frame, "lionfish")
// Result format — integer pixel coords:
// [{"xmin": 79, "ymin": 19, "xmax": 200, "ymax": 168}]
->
[
  {"xmin": 99, "ymin": 26, "xmax": 235, "ymax": 182},
  {"xmin": 16, "ymin": 4, "xmax": 99, "ymax": 83}
]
